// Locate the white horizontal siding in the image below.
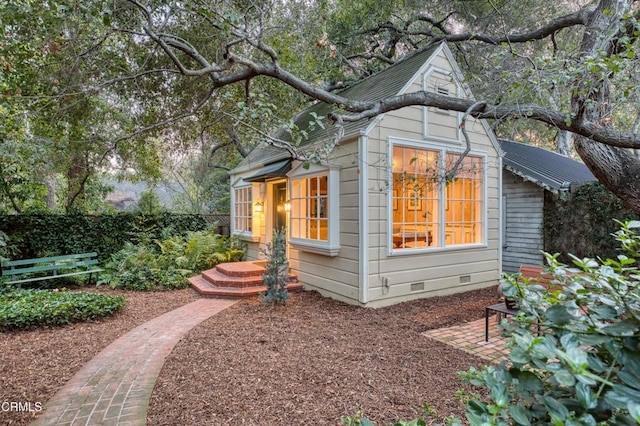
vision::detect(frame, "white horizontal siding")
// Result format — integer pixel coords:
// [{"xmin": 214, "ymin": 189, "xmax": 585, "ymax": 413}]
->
[
  {"xmin": 362, "ymin": 53, "xmax": 501, "ymax": 306},
  {"xmin": 289, "ymin": 139, "xmax": 361, "ymax": 299}
]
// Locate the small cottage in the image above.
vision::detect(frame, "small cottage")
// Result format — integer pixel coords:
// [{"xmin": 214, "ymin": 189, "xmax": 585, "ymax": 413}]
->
[
  {"xmin": 229, "ymin": 43, "xmax": 502, "ymax": 307},
  {"xmin": 500, "ymin": 139, "xmax": 596, "ymax": 273}
]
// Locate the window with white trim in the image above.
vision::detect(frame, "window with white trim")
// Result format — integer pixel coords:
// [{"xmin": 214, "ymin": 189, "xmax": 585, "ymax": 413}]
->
[
  {"xmin": 233, "ymin": 186, "xmax": 252, "ymax": 234},
  {"xmin": 288, "ymin": 165, "xmax": 340, "ymax": 256},
  {"xmin": 390, "ymin": 144, "xmax": 484, "ymax": 251},
  {"xmin": 444, "ymin": 152, "xmax": 484, "ymax": 245},
  {"xmin": 291, "ymin": 174, "xmax": 328, "ymax": 241}
]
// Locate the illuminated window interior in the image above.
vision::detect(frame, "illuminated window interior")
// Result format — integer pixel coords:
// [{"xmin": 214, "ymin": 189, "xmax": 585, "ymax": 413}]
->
[
  {"xmin": 234, "ymin": 187, "xmax": 252, "ymax": 233},
  {"xmin": 391, "ymin": 145, "xmax": 484, "ymax": 249},
  {"xmin": 291, "ymin": 174, "xmax": 328, "ymax": 241},
  {"xmin": 444, "ymin": 153, "xmax": 483, "ymax": 246}
]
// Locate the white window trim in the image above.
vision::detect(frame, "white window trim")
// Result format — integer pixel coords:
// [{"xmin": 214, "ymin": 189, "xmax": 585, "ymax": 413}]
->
[
  {"xmin": 287, "ymin": 163, "xmax": 341, "ymax": 256},
  {"xmin": 387, "ymin": 137, "xmax": 488, "ymax": 256},
  {"xmin": 422, "ymin": 66, "xmax": 462, "ymax": 143},
  {"xmin": 231, "ymin": 183, "xmax": 260, "ymax": 242}
]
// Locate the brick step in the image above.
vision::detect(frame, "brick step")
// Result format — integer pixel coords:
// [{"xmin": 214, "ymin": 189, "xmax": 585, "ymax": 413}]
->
[
  {"xmin": 202, "ymin": 268, "xmax": 265, "ymax": 288},
  {"xmin": 215, "ymin": 261, "xmax": 265, "ymax": 278},
  {"xmin": 189, "ymin": 274, "xmax": 303, "ymax": 299}
]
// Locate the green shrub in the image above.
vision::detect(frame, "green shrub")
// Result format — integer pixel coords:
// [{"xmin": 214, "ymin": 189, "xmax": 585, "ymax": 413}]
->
[
  {"xmin": 0, "ymin": 288, "xmax": 126, "ymax": 329},
  {"xmin": 103, "ymin": 231, "xmax": 244, "ymax": 291},
  {"xmin": 103, "ymin": 241, "xmax": 191, "ymax": 291},
  {"xmin": 0, "ymin": 230, "xmax": 19, "ymax": 264},
  {"xmin": 183, "ymin": 230, "xmax": 245, "ymax": 271},
  {"xmin": 460, "ymin": 220, "xmax": 640, "ymax": 425},
  {"xmin": 347, "ymin": 220, "xmax": 640, "ymax": 425},
  {"xmin": 0, "ymin": 212, "xmax": 224, "ymax": 261}
]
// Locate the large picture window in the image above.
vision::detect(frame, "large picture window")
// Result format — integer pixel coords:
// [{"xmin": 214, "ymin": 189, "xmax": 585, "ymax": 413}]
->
[
  {"xmin": 233, "ymin": 186, "xmax": 252, "ymax": 234},
  {"xmin": 391, "ymin": 144, "xmax": 484, "ymax": 251}
]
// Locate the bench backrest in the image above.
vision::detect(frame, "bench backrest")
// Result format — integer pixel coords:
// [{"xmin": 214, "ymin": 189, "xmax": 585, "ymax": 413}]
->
[
  {"xmin": 518, "ymin": 264, "xmax": 576, "ymax": 293},
  {"xmin": 2, "ymin": 253, "xmax": 99, "ymax": 278}
]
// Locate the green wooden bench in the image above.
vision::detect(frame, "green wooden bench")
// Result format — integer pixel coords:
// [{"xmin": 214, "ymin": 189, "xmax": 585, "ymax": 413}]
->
[{"xmin": 1, "ymin": 253, "xmax": 103, "ymax": 287}]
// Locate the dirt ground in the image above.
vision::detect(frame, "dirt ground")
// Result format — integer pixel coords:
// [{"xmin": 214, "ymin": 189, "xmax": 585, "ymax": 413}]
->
[
  {"xmin": 1, "ymin": 286, "xmax": 497, "ymax": 425},
  {"xmin": 147, "ymin": 288, "xmax": 497, "ymax": 425},
  {"xmin": 0, "ymin": 287, "xmax": 199, "ymax": 426}
]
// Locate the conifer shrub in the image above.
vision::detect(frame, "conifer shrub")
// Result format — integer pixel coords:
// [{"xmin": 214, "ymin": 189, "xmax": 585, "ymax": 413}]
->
[{"xmin": 260, "ymin": 228, "xmax": 289, "ymax": 305}]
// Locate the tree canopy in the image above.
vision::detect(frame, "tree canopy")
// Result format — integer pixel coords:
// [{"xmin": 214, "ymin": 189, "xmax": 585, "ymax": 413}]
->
[{"xmin": 4, "ymin": 0, "xmax": 640, "ymax": 212}]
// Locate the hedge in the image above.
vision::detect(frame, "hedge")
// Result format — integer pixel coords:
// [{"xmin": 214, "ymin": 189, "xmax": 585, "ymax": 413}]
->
[
  {"xmin": 0, "ymin": 212, "xmax": 229, "ymax": 261},
  {"xmin": 543, "ymin": 182, "xmax": 640, "ymax": 262}
]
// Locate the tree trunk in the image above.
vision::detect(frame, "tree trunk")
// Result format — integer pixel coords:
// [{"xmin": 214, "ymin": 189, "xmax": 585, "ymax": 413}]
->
[
  {"xmin": 574, "ymin": 139, "xmax": 640, "ymax": 211},
  {"xmin": 571, "ymin": 0, "xmax": 640, "ymax": 212},
  {"xmin": 66, "ymin": 162, "xmax": 86, "ymax": 212},
  {"xmin": 556, "ymin": 130, "xmax": 572, "ymax": 157},
  {"xmin": 42, "ymin": 172, "xmax": 56, "ymax": 209}
]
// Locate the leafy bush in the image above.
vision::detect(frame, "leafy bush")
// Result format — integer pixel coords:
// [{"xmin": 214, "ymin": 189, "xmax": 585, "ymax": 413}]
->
[
  {"xmin": 0, "ymin": 288, "xmax": 126, "ymax": 329},
  {"xmin": 346, "ymin": 221, "xmax": 640, "ymax": 425},
  {"xmin": 0, "ymin": 230, "xmax": 18, "ymax": 264},
  {"xmin": 104, "ymin": 231, "xmax": 244, "ymax": 291},
  {"xmin": 544, "ymin": 182, "xmax": 640, "ymax": 262},
  {"xmin": 183, "ymin": 230, "xmax": 245, "ymax": 271},
  {"xmin": 0, "ymin": 212, "xmax": 226, "ymax": 261},
  {"xmin": 102, "ymin": 241, "xmax": 191, "ymax": 291},
  {"xmin": 459, "ymin": 220, "xmax": 640, "ymax": 425}
]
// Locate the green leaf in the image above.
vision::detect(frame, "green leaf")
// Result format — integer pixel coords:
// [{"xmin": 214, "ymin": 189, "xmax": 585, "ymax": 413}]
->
[
  {"xmin": 554, "ymin": 369, "xmax": 576, "ymax": 386},
  {"xmin": 512, "ymin": 370, "xmax": 543, "ymax": 393},
  {"xmin": 544, "ymin": 396, "xmax": 569, "ymax": 421},
  {"xmin": 628, "ymin": 402, "xmax": 640, "ymax": 423},
  {"xmin": 510, "ymin": 348, "xmax": 530, "ymax": 364},
  {"xmin": 467, "ymin": 400, "xmax": 488, "ymax": 416},
  {"xmin": 509, "ymin": 403, "xmax": 531, "ymax": 425},
  {"xmin": 618, "ymin": 367, "xmax": 640, "ymax": 390},
  {"xmin": 575, "ymin": 382, "xmax": 597, "ymax": 409},
  {"xmin": 601, "ymin": 320, "xmax": 639, "ymax": 337},
  {"xmin": 545, "ymin": 304, "xmax": 573, "ymax": 325}
]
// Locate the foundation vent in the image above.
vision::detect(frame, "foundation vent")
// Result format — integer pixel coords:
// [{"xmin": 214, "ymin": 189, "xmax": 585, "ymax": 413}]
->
[
  {"xmin": 459, "ymin": 275, "xmax": 471, "ymax": 284},
  {"xmin": 410, "ymin": 282, "xmax": 425, "ymax": 292}
]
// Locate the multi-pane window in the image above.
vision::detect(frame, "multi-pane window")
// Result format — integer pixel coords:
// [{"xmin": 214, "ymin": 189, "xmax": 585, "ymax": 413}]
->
[
  {"xmin": 291, "ymin": 175, "xmax": 328, "ymax": 241},
  {"xmin": 234, "ymin": 187, "xmax": 252, "ymax": 234},
  {"xmin": 391, "ymin": 146, "xmax": 440, "ymax": 248},
  {"xmin": 391, "ymin": 145, "xmax": 484, "ymax": 250},
  {"xmin": 444, "ymin": 153, "xmax": 483, "ymax": 245}
]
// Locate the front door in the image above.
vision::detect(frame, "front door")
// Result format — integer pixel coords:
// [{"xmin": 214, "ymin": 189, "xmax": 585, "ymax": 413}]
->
[{"xmin": 273, "ymin": 181, "xmax": 288, "ymax": 235}]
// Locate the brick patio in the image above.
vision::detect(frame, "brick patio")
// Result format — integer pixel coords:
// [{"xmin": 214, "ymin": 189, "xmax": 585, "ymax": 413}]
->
[{"xmin": 422, "ymin": 314, "xmax": 511, "ymax": 362}]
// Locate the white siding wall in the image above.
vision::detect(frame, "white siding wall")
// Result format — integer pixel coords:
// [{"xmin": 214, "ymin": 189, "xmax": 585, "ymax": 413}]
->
[
  {"xmin": 502, "ymin": 170, "xmax": 544, "ymax": 273},
  {"xmin": 360, "ymin": 49, "xmax": 501, "ymax": 307},
  {"xmin": 232, "ymin": 45, "xmax": 501, "ymax": 307},
  {"xmin": 287, "ymin": 142, "xmax": 362, "ymax": 302}
]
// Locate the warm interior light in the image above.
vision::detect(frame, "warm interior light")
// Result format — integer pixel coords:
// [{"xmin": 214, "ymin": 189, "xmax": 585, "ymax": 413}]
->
[
  {"xmin": 284, "ymin": 200, "xmax": 291, "ymax": 211},
  {"xmin": 255, "ymin": 201, "xmax": 264, "ymax": 212}
]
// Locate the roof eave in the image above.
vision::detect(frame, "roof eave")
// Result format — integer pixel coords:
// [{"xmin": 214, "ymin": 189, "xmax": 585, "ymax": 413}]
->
[{"xmin": 504, "ymin": 164, "xmax": 561, "ymax": 194}]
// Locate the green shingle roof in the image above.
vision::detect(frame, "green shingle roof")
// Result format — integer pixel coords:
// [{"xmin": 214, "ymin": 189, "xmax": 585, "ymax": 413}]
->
[{"xmin": 233, "ymin": 44, "xmax": 440, "ymax": 174}]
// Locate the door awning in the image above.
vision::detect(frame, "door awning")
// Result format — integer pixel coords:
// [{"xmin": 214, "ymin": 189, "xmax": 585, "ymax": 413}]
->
[{"xmin": 244, "ymin": 159, "xmax": 292, "ymax": 182}]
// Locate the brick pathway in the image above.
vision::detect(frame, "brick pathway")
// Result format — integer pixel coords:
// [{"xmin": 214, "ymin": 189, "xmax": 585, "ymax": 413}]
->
[
  {"xmin": 422, "ymin": 314, "xmax": 510, "ymax": 362},
  {"xmin": 30, "ymin": 298, "xmax": 237, "ymax": 426}
]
